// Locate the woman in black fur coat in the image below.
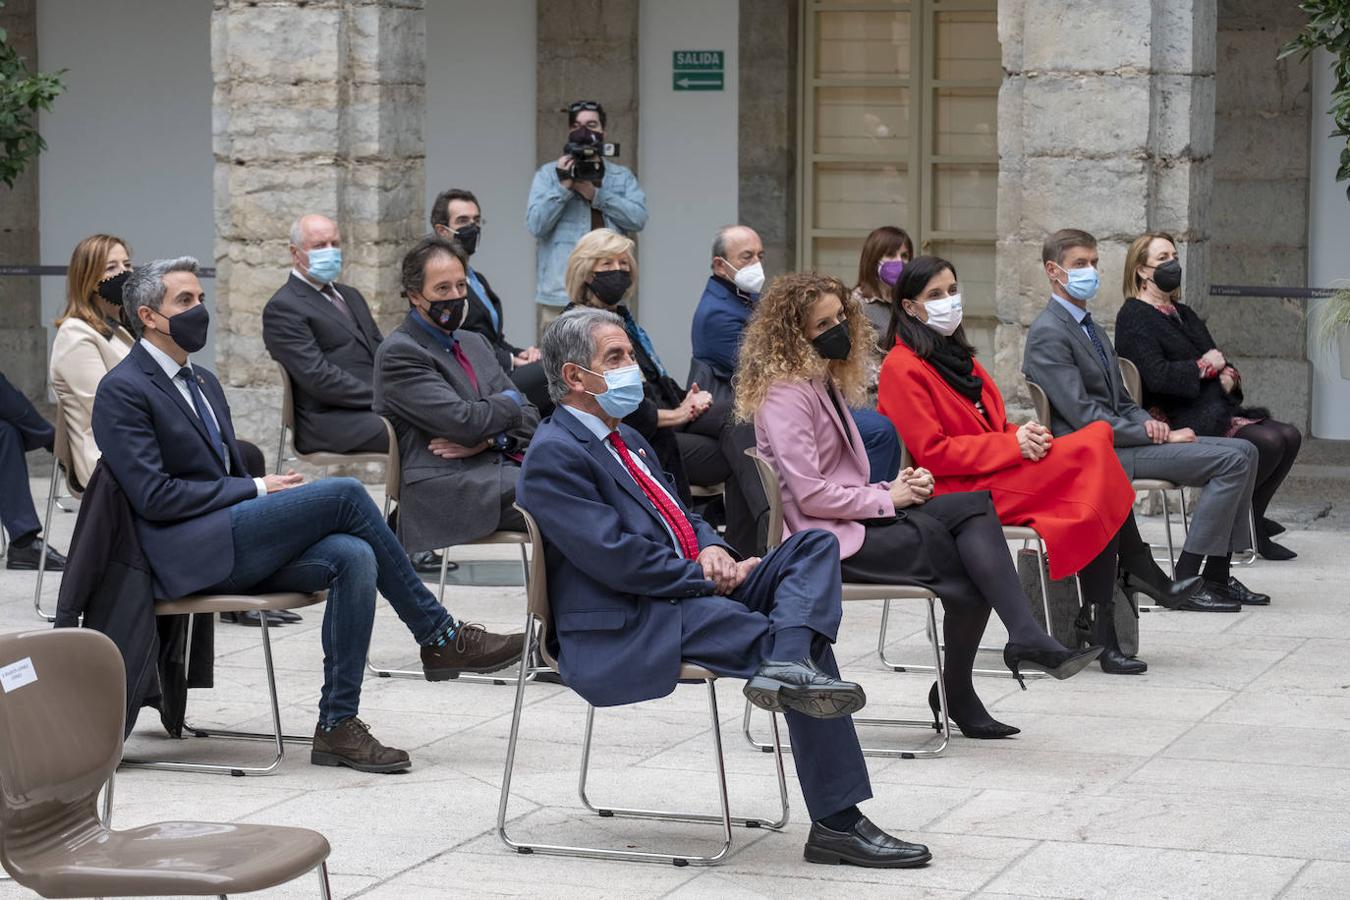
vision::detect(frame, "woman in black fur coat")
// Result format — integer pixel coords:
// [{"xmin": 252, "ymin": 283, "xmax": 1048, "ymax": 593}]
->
[{"xmin": 1114, "ymin": 232, "xmax": 1301, "ymax": 561}]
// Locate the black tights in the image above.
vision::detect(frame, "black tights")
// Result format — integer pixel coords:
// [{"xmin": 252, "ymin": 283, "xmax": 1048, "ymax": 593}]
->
[{"xmin": 1235, "ymin": 420, "xmax": 1302, "ymax": 525}]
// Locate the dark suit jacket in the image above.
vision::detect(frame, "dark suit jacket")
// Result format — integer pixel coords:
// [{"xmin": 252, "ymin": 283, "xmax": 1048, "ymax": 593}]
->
[
  {"xmin": 54, "ymin": 461, "xmax": 214, "ymax": 738},
  {"xmin": 92, "ymin": 342, "xmax": 256, "ymax": 599},
  {"xmin": 517, "ymin": 406, "xmax": 732, "ymax": 708},
  {"xmin": 1113, "ymin": 297, "xmax": 1266, "ymax": 437},
  {"xmin": 262, "ymin": 274, "xmax": 387, "ymax": 454},
  {"xmin": 373, "ymin": 315, "xmax": 540, "ymax": 552},
  {"xmin": 462, "ymin": 268, "xmax": 524, "ymax": 372},
  {"xmin": 0, "ymin": 369, "xmax": 54, "ymax": 452}
]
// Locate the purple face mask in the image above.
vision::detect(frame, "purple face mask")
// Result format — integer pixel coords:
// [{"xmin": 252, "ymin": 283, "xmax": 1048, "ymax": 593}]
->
[{"xmin": 878, "ymin": 259, "xmax": 906, "ymax": 287}]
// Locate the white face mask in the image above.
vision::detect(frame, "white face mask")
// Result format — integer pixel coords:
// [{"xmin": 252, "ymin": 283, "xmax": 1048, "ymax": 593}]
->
[
  {"xmin": 721, "ymin": 258, "xmax": 765, "ymax": 295},
  {"xmin": 919, "ymin": 293, "xmax": 963, "ymax": 336}
]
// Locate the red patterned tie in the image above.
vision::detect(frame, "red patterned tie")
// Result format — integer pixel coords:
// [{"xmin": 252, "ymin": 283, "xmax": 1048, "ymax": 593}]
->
[{"xmin": 607, "ymin": 430, "xmax": 700, "ymax": 560}]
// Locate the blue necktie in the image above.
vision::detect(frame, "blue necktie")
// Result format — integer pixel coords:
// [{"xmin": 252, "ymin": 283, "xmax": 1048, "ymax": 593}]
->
[
  {"xmin": 179, "ymin": 366, "xmax": 228, "ymax": 467},
  {"xmin": 1080, "ymin": 312, "xmax": 1111, "ymax": 372}
]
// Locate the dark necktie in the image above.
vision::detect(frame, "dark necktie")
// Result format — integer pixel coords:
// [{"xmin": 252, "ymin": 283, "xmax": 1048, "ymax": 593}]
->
[
  {"xmin": 323, "ymin": 284, "xmax": 355, "ymax": 324},
  {"xmin": 1080, "ymin": 312, "xmax": 1111, "ymax": 372},
  {"xmin": 178, "ymin": 366, "xmax": 227, "ymax": 467},
  {"xmin": 450, "ymin": 341, "xmax": 479, "ymax": 394},
  {"xmin": 607, "ymin": 430, "xmax": 699, "ymax": 559}
]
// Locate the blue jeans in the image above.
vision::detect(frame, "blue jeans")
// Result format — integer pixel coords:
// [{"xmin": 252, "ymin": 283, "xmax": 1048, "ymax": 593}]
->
[
  {"xmin": 204, "ymin": 478, "xmax": 453, "ymax": 726},
  {"xmin": 850, "ymin": 408, "xmax": 901, "ymax": 483}
]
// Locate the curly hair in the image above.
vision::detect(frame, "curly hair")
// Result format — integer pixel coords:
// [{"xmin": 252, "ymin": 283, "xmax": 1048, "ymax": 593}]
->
[{"xmin": 733, "ymin": 271, "xmax": 874, "ymax": 422}]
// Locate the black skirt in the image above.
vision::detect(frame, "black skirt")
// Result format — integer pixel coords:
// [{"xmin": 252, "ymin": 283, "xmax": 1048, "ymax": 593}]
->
[{"xmin": 838, "ymin": 491, "xmax": 994, "ymax": 608}]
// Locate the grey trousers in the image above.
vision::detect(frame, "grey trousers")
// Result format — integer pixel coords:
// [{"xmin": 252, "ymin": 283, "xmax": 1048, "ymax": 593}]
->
[{"xmin": 1121, "ymin": 436, "xmax": 1258, "ymax": 557}]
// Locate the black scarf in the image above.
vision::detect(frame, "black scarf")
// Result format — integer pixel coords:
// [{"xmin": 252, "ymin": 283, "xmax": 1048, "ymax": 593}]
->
[{"xmin": 927, "ymin": 337, "xmax": 983, "ymax": 404}]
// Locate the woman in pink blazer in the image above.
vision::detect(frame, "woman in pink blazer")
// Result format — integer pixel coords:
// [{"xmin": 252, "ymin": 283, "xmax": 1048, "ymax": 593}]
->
[{"xmin": 737, "ymin": 272, "xmax": 1100, "ymax": 739}]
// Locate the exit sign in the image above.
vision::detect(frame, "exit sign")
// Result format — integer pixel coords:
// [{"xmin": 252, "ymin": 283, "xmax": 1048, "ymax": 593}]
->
[{"xmin": 673, "ymin": 50, "xmax": 724, "ymax": 91}]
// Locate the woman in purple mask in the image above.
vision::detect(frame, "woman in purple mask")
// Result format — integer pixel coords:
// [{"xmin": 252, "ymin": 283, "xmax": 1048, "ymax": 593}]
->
[{"xmin": 851, "ymin": 226, "xmax": 914, "ymax": 404}]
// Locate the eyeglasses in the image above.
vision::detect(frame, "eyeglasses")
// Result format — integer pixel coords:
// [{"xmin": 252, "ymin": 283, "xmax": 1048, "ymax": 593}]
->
[{"xmin": 567, "ymin": 100, "xmax": 601, "ymax": 115}]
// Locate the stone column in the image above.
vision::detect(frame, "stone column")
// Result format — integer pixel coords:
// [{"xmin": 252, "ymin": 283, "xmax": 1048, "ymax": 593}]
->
[
  {"xmin": 0, "ymin": 0, "xmax": 48, "ymax": 404},
  {"xmin": 212, "ymin": 0, "xmax": 426, "ymax": 464},
  {"xmin": 738, "ymin": 0, "xmax": 797, "ymax": 277},
  {"xmin": 995, "ymin": 0, "xmax": 1217, "ymax": 406}
]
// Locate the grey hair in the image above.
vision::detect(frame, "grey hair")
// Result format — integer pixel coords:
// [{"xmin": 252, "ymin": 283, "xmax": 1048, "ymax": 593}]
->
[
  {"xmin": 711, "ymin": 224, "xmax": 738, "ymax": 261},
  {"xmin": 289, "ymin": 217, "xmax": 305, "ymax": 247},
  {"xmin": 123, "ymin": 256, "xmax": 200, "ymax": 338},
  {"xmin": 541, "ymin": 307, "xmax": 625, "ymax": 403}
]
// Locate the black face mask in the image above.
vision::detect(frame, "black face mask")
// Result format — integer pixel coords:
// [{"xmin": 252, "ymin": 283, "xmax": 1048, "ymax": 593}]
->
[
  {"xmin": 156, "ymin": 303, "xmax": 210, "ymax": 354},
  {"xmin": 425, "ymin": 296, "xmax": 467, "ymax": 331},
  {"xmin": 452, "ymin": 223, "xmax": 480, "ymax": 256},
  {"xmin": 588, "ymin": 270, "xmax": 631, "ymax": 306},
  {"xmin": 1151, "ymin": 259, "xmax": 1182, "ymax": 293},
  {"xmin": 97, "ymin": 269, "xmax": 131, "ymax": 306},
  {"xmin": 812, "ymin": 321, "xmax": 852, "ymax": 361}
]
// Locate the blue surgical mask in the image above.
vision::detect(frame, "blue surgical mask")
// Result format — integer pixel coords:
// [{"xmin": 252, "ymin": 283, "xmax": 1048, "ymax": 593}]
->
[
  {"xmin": 582, "ymin": 364, "xmax": 644, "ymax": 418},
  {"xmin": 1058, "ymin": 264, "xmax": 1100, "ymax": 302},
  {"xmin": 306, "ymin": 246, "xmax": 342, "ymax": 284}
]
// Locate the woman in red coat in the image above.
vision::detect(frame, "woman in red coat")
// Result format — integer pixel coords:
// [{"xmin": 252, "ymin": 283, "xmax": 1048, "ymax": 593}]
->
[{"xmin": 878, "ymin": 257, "xmax": 1198, "ymax": 675}]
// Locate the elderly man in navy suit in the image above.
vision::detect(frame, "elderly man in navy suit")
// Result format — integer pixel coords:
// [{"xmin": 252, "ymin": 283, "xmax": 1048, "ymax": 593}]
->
[
  {"xmin": 517, "ymin": 307, "xmax": 930, "ymax": 869},
  {"xmin": 92, "ymin": 256, "xmax": 523, "ymax": 774}
]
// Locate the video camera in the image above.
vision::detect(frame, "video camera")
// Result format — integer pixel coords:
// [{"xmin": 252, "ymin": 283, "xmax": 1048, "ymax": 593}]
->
[{"xmin": 560, "ymin": 126, "xmax": 620, "ymax": 186}]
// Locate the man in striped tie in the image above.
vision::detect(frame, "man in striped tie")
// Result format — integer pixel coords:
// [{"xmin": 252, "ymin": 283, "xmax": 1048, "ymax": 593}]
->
[{"xmin": 517, "ymin": 307, "xmax": 932, "ymax": 869}]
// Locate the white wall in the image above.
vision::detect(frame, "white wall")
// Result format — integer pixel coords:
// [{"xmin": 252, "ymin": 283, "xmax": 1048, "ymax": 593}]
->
[
  {"xmin": 1308, "ymin": 49, "xmax": 1350, "ymax": 439},
  {"xmin": 638, "ymin": 0, "xmax": 739, "ymax": 384},
  {"xmin": 425, "ymin": 1, "xmax": 537, "ymax": 350},
  {"xmin": 37, "ymin": 0, "xmax": 215, "ymax": 367}
]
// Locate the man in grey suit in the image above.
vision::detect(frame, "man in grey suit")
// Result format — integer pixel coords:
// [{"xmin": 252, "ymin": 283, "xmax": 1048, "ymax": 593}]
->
[
  {"xmin": 374, "ymin": 235, "xmax": 539, "ymax": 554},
  {"xmin": 1023, "ymin": 228, "xmax": 1266, "ymax": 613}
]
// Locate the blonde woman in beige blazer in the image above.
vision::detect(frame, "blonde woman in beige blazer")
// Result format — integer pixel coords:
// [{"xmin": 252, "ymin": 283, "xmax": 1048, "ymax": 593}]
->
[{"xmin": 49, "ymin": 234, "xmax": 135, "ymax": 488}]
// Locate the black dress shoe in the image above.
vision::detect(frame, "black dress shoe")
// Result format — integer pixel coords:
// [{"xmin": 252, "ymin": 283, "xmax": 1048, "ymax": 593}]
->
[
  {"xmin": 1099, "ymin": 647, "xmax": 1148, "ymax": 675},
  {"xmin": 804, "ymin": 817, "xmax": 932, "ymax": 868},
  {"xmin": 744, "ymin": 659, "xmax": 866, "ymax": 719},
  {"xmin": 1217, "ymin": 576, "xmax": 1270, "ymax": 606},
  {"xmin": 272, "ymin": 609, "xmax": 303, "ymax": 624},
  {"xmin": 5, "ymin": 538, "xmax": 66, "ymax": 571},
  {"xmin": 1256, "ymin": 539, "xmax": 1297, "ymax": 561},
  {"xmin": 410, "ymin": 550, "xmax": 457, "ymax": 575},
  {"xmin": 1261, "ymin": 516, "xmax": 1286, "ymax": 537},
  {"xmin": 1002, "ymin": 643, "xmax": 1102, "ymax": 690},
  {"xmin": 927, "ymin": 682, "xmax": 1019, "ymax": 738},
  {"xmin": 1160, "ymin": 582, "xmax": 1240, "ymax": 612},
  {"xmin": 220, "ymin": 610, "xmax": 296, "ymax": 626},
  {"xmin": 1119, "ymin": 571, "xmax": 1204, "ymax": 608}
]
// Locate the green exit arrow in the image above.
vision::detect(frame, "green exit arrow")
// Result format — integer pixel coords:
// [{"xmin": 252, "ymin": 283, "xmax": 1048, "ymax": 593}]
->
[{"xmin": 673, "ymin": 74, "xmax": 723, "ymax": 91}]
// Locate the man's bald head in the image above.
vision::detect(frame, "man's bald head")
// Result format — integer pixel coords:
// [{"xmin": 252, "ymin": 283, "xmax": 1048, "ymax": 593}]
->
[
  {"xmin": 290, "ymin": 214, "xmax": 340, "ymax": 251},
  {"xmin": 711, "ymin": 225, "xmax": 764, "ymax": 282}
]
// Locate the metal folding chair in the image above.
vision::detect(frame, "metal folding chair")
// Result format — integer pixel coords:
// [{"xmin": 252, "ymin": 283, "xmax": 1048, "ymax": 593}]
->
[
  {"xmin": 498, "ymin": 506, "xmax": 790, "ymax": 866},
  {"xmin": 121, "ymin": 592, "xmax": 327, "ymax": 777},
  {"xmin": 740, "ymin": 449, "xmax": 949, "ymax": 758},
  {"xmin": 274, "ymin": 361, "xmax": 391, "ymax": 478},
  {"xmin": 34, "ymin": 404, "xmax": 83, "ymax": 623}
]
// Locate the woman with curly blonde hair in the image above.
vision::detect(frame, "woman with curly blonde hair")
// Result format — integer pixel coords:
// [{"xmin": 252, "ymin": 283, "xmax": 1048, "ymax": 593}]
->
[{"xmin": 737, "ymin": 272, "xmax": 1100, "ymax": 739}]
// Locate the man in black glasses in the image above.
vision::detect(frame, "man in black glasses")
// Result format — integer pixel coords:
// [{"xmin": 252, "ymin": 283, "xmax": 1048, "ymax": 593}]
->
[{"xmin": 526, "ymin": 99, "xmax": 648, "ymax": 340}]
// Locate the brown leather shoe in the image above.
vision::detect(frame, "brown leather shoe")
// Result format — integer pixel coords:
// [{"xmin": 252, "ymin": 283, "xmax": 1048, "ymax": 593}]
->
[
  {"xmin": 421, "ymin": 623, "xmax": 525, "ymax": 681},
  {"xmin": 310, "ymin": 717, "xmax": 410, "ymax": 773}
]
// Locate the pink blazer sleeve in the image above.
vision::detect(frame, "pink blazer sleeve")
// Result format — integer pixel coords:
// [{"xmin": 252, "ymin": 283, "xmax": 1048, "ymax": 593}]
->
[{"xmin": 758, "ymin": 382, "xmax": 894, "ymax": 522}]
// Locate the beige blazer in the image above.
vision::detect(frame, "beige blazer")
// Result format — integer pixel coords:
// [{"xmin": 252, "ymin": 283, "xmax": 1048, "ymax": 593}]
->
[{"xmin": 50, "ymin": 317, "xmax": 134, "ymax": 487}]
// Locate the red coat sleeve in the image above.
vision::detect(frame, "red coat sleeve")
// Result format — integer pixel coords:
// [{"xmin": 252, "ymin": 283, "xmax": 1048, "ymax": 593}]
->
[{"xmin": 878, "ymin": 350, "xmax": 1022, "ymax": 477}]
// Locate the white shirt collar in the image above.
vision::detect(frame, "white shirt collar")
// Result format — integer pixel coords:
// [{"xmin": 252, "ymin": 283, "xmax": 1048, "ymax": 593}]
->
[
  {"xmin": 140, "ymin": 337, "xmax": 189, "ymax": 381},
  {"xmin": 291, "ymin": 267, "xmax": 333, "ymax": 292}
]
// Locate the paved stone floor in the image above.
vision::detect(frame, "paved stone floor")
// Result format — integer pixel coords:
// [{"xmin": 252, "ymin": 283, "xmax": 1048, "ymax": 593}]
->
[{"xmin": 2, "ymin": 479, "xmax": 1347, "ymax": 899}]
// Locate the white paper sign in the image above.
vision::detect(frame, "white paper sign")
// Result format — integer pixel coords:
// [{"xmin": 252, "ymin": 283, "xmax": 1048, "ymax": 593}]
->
[{"xmin": 0, "ymin": 657, "xmax": 38, "ymax": 694}]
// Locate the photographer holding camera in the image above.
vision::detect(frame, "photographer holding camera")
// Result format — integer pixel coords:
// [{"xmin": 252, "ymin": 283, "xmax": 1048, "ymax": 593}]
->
[{"xmin": 527, "ymin": 100, "xmax": 648, "ymax": 338}]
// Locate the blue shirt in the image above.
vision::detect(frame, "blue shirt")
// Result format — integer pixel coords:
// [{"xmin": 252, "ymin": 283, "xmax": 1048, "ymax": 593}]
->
[
  {"xmin": 466, "ymin": 266, "xmax": 498, "ymax": 333},
  {"xmin": 690, "ymin": 276, "xmax": 759, "ymax": 380},
  {"xmin": 1052, "ymin": 293, "xmax": 1088, "ymax": 325}
]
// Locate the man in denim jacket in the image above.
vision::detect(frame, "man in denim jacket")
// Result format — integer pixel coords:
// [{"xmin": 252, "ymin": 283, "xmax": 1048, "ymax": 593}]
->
[{"xmin": 526, "ymin": 100, "xmax": 648, "ymax": 339}]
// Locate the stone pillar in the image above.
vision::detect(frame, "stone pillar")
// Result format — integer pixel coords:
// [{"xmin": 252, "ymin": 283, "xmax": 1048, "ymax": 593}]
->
[
  {"xmin": 1206, "ymin": 0, "xmax": 1313, "ymax": 429},
  {"xmin": 212, "ymin": 0, "xmax": 426, "ymax": 464},
  {"xmin": 738, "ymin": 0, "xmax": 797, "ymax": 277},
  {"xmin": 995, "ymin": 0, "xmax": 1217, "ymax": 406},
  {"xmin": 0, "ymin": 0, "xmax": 48, "ymax": 404},
  {"xmin": 535, "ymin": 1, "xmax": 640, "ymax": 172}
]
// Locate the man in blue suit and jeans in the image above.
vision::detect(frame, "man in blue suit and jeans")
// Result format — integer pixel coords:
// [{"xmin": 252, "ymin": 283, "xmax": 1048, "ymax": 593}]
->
[
  {"xmin": 518, "ymin": 307, "xmax": 931, "ymax": 869},
  {"xmin": 92, "ymin": 257, "xmax": 523, "ymax": 774}
]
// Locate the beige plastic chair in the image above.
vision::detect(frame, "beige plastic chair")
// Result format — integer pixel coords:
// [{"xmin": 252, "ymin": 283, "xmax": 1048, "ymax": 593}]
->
[
  {"xmin": 121, "ymin": 591, "xmax": 327, "ymax": 777},
  {"xmin": 34, "ymin": 401, "xmax": 83, "ymax": 622},
  {"xmin": 0, "ymin": 628, "xmax": 332, "ymax": 898},
  {"xmin": 365, "ymin": 419, "xmax": 531, "ymax": 686},
  {"xmin": 274, "ymin": 362, "xmax": 392, "ymax": 478},
  {"xmin": 741, "ymin": 449, "xmax": 949, "ymax": 758},
  {"xmin": 497, "ymin": 506, "xmax": 790, "ymax": 866}
]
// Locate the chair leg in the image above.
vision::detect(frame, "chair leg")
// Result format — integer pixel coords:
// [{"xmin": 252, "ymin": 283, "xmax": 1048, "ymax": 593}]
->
[
  {"xmin": 1161, "ymin": 492, "xmax": 1178, "ymax": 577},
  {"xmin": 315, "ymin": 861, "xmax": 333, "ymax": 900},
  {"xmin": 1235, "ymin": 506, "xmax": 1257, "ymax": 566},
  {"xmin": 123, "ymin": 615, "xmax": 302, "ymax": 776},
  {"xmin": 33, "ymin": 453, "xmax": 61, "ymax": 623},
  {"xmin": 275, "ymin": 424, "xmax": 287, "ymax": 475}
]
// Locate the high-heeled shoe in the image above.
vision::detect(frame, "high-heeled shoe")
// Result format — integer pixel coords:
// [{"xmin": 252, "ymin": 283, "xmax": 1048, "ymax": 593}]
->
[
  {"xmin": 1118, "ymin": 569, "xmax": 1204, "ymax": 608},
  {"xmin": 1002, "ymin": 643, "xmax": 1103, "ymax": 690},
  {"xmin": 926, "ymin": 682, "xmax": 1020, "ymax": 739}
]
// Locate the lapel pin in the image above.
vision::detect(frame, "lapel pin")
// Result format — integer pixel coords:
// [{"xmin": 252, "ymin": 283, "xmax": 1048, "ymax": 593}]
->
[{"xmin": 637, "ymin": 448, "xmax": 647, "ymax": 458}]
